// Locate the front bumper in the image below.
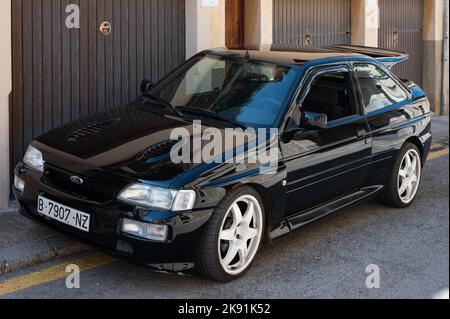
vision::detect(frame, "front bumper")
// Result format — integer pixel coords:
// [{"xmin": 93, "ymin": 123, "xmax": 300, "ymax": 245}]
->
[{"xmin": 13, "ymin": 163, "xmax": 214, "ymax": 271}]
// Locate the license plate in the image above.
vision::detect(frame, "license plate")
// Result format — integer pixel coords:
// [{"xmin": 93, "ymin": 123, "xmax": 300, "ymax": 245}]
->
[{"xmin": 37, "ymin": 196, "xmax": 91, "ymax": 232}]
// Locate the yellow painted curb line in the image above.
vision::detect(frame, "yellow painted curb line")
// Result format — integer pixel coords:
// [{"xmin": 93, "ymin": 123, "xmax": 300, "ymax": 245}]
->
[
  {"xmin": 428, "ymin": 149, "xmax": 449, "ymax": 161},
  {"xmin": 0, "ymin": 252, "xmax": 116, "ymax": 297}
]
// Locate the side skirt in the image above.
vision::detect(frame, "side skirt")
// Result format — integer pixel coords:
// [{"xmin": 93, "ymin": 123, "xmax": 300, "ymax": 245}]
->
[{"xmin": 268, "ymin": 185, "xmax": 384, "ymax": 241}]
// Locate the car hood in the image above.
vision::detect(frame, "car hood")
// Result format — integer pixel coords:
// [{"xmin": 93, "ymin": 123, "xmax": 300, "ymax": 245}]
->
[{"xmin": 34, "ymin": 104, "xmax": 266, "ymax": 188}]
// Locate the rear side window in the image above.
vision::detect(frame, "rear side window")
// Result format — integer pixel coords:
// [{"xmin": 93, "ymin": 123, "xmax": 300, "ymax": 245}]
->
[{"xmin": 354, "ymin": 64, "xmax": 409, "ymax": 114}]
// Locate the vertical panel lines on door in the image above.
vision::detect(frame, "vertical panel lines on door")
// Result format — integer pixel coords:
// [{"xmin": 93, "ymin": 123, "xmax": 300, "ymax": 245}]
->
[
  {"xmin": 273, "ymin": 0, "xmax": 351, "ymax": 48},
  {"xmin": 10, "ymin": 0, "xmax": 186, "ymax": 177}
]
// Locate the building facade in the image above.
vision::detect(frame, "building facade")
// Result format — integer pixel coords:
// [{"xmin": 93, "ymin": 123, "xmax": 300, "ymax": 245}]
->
[{"xmin": 0, "ymin": 0, "xmax": 448, "ymax": 208}]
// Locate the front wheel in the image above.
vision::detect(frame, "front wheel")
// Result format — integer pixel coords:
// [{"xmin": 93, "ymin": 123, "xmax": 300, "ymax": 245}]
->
[
  {"xmin": 380, "ymin": 143, "xmax": 422, "ymax": 208},
  {"xmin": 197, "ymin": 186, "xmax": 265, "ymax": 282}
]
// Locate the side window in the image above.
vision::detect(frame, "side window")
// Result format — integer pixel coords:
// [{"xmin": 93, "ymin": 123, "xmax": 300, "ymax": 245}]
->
[
  {"xmin": 354, "ymin": 64, "xmax": 409, "ymax": 114},
  {"xmin": 301, "ymin": 70, "xmax": 357, "ymax": 122}
]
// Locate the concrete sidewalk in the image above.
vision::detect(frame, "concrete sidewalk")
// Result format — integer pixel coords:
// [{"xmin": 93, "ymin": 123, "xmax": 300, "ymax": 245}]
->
[
  {"xmin": 0, "ymin": 201, "xmax": 19, "ymax": 214},
  {"xmin": 0, "ymin": 116, "xmax": 447, "ymax": 276},
  {"xmin": 432, "ymin": 115, "xmax": 449, "ymax": 146},
  {"xmin": 0, "ymin": 210, "xmax": 89, "ymax": 274}
]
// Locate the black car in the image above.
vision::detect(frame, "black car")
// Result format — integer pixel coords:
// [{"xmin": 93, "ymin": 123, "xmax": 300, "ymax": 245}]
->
[{"xmin": 13, "ymin": 45, "xmax": 432, "ymax": 282}]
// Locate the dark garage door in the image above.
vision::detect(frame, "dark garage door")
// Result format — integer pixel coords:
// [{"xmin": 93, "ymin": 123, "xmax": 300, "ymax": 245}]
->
[
  {"xmin": 10, "ymin": 0, "xmax": 186, "ymax": 170},
  {"xmin": 379, "ymin": 0, "xmax": 423, "ymax": 85},
  {"xmin": 273, "ymin": 0, "xmax": 351, "ymax": 47}
]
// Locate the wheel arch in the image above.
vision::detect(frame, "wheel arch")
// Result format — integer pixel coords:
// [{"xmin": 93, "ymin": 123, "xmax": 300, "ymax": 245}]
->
[
  {"xmin": 226, "ymin": 181, "xmax": 287, "ymax": 234},
  {"xmin": 245, "ymin": 183, "xmax": 273, "ymax": 222},
  {"xmin": 403, "ymin": 136, "xmax": 425, "ymax": 164}
]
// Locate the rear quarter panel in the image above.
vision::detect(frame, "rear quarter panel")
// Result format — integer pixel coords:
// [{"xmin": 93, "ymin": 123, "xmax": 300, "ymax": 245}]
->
[{"xmin": 365, "ymin": 85, "xmax": 432, "ymax": 187}]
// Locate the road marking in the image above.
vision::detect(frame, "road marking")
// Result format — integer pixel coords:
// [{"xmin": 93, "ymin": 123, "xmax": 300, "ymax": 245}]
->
[
  {"xmin": 428, "ymin": 148, "xmax": 449, "ymax": 161},
  {"xmin": 0, "ymin": 252, "xmax": 116, "ymax": 297}
]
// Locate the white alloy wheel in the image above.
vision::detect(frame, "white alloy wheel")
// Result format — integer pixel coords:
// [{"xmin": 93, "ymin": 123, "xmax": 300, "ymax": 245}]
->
[
  {"xmin": 397, "ymin": 148, "xmax": 422, "ymax": 204},
  {"xmin": 217, "ymin": 195, "xmax": 263, "ymax": 275}
]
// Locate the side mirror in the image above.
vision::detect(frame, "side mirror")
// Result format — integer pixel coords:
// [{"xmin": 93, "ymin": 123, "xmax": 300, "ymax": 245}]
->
[
  {"xmin": 302, "ymin": 112, "xmax": 328, "ymax": 129},
  {"xmin": 140, "ymin": 79, "xmax": 153, "ymax": 94},
  {"xmin": 282, "ymin": 117, "xmax": 319, "ymax": 143}
]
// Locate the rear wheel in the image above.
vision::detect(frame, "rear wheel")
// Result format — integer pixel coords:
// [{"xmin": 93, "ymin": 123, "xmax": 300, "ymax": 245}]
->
[
  {"xmin": 197, "ymin": 186, "xmax": 265, "ymax": 282},
  {"xmin": 380, "ymin": 143, "xmax": 422, "ymax": 208}
]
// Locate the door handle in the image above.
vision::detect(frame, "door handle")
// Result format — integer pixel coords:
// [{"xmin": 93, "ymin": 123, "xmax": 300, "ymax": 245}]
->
[{"xmin": 356, "ymin": 129, "xmax": 366, "ymax": 138}]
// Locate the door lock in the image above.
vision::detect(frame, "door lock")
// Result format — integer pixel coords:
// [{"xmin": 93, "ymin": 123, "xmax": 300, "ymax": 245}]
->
[{"xmin": 356, "ymin": 129, "xmax": 366, "ymax": 138}]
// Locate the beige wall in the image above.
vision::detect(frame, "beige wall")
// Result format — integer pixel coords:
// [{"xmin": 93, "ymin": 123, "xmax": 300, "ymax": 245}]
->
[
  {"xmin": 244, "ymin": 0, "xmax": 273, "ymax": 50},
  {"xmin": 424, "ymin": 0, "xmax": 445, "ymax": 42},
  {"xmin": 0, "ymin": 0, "xmax": 12, "ymax": 208},
  {"xmin": 210, "ymin": 0, "xmax": 226, "ymax": 48},
  {"xmin": 185, "ymin": 0, "xmax": 225, "ymax": 59},
  {"xmin": 351, "ymin": 0, "xmax": 379, "ymax": 47},
  {"xmin": 423, "ymin": 0, "xmax": 447, "ymax": 114}
]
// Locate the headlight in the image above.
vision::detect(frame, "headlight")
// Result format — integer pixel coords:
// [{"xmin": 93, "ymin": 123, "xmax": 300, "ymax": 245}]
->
[
  {"xmin": 117, "ymin": 183, "xmax": 196, "ymax": 211},
  {"xmin": 23, "ymin": 145, "xmax": 44, "ymax": 172}
]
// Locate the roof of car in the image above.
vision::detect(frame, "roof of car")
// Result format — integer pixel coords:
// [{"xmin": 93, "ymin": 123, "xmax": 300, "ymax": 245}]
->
[{"xmin": 204, "ymin": 45, "xmax": 366, "ymax": 66}]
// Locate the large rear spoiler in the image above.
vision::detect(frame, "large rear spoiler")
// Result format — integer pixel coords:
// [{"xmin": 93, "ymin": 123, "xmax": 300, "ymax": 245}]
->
[{"xmin": 328, "ymin": 45, "xmax": 409, "ymax": 68}]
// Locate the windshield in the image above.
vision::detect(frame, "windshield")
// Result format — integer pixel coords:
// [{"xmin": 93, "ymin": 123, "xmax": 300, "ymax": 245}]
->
[{"xmin": 146, "ymin": 54, "xmax": 299, "ymax": 128}]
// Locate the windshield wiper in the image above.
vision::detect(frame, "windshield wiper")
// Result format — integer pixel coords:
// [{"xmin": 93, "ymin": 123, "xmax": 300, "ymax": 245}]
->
[
  {"xmin": 140, "ymin": 97, "xmax": 247, "ymax": 129},
  {"xmin": 178, "ymin": 106, "xmax": 247, "ymax": 129},
  {"xmin": 142, "ymin": 93, "xmax": 184, "ymax": 117}
]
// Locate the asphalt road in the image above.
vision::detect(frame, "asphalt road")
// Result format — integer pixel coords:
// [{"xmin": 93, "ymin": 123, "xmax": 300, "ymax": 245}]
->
[{"xmin": 0, "ymin": 150, "xmax": 448, "ymax": 299}]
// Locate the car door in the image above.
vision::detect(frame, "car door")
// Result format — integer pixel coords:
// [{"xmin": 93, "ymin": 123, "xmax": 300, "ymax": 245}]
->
[{"xmin": 280, "ymin": 64, "xmax": 372, "ymax": 216}]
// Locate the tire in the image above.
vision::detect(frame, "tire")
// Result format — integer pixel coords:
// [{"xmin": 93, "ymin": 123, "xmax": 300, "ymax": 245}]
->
[
  {"xmin": 380, "ymin": 142, "xmax": 423, "ymax": 208},
  {"xmin": 196, "ymin": 186, "xmax": 265, "ymax": 282}
]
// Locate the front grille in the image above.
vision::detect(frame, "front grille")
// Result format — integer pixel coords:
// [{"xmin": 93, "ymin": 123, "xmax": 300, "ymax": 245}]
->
[{"xmin": 42, "ymin": 165, "xmax": 121, "ymax": 204}]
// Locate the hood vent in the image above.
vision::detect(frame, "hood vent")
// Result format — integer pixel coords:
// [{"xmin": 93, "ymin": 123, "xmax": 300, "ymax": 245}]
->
[
  {"xmin": 67, "ymin": 117, "xmax": 121, "ymax": 142},
  {"xmin": 137, "ymin": 140, "xmax": 180, "ymax": 163}
]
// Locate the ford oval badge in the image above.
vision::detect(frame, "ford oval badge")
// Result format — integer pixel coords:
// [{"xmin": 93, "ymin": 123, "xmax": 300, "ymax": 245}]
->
[{"xmin": 70, "ymin": 176, "xmax": 84, "ymax": 185}]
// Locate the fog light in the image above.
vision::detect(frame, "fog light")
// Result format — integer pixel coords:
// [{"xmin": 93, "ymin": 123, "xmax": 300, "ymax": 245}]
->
[
  {"xmin": 121, "ymin": 218, "xmax": 168, "ymax": 242},
  {"xmin": 14, "ymin": 175, "xmax": 25, "ymax": 193}
]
